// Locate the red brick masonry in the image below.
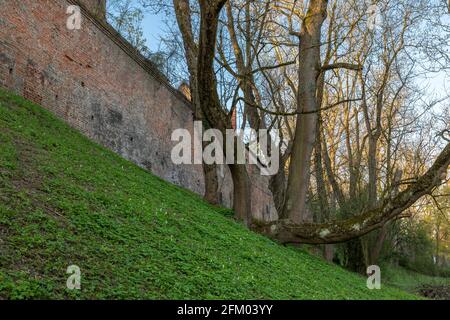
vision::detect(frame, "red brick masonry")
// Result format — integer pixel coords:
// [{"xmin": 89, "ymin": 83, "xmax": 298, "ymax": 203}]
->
[{"xmin": 0, "ymin": 0, "xmax": 277, "ymax": 221}]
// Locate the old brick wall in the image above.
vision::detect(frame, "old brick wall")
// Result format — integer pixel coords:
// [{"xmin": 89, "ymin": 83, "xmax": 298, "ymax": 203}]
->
[{"xmin": 0, "ymin": 0, "xmax": 277, "ymax": 221}]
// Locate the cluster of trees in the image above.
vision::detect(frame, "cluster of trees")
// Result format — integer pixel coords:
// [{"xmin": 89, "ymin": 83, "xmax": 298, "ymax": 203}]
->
[
  {"xmin": 107, "ymin": 0, "xmax": 450, "ymax": 273},
  {"xmin": 391, "ymin": 184, "xmax": 450, "ymax": 275}
]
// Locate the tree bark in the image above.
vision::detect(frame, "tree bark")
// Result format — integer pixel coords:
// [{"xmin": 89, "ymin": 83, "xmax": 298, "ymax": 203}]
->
[
  {"xmin": 229, "ymin": 164, "xmax": 252, "ymax": 224},
  {"xmin": 173, "ymin": 0, "xmax": 220, "ymax": 205},
  {"xmin": 346, "ymin": 238, "xmax": 367, "ymax": 274},
  {"xmin": 197, "ymin": 0, "xmax": 252, "ymax": 221},
  {"xmin": 282, "ymin": 0, "xmax": 329, "ymax": 223}
]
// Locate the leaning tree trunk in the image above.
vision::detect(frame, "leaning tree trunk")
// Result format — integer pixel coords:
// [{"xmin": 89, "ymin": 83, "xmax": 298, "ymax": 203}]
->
[{"xmin": 252, "ymin": 142, "xmax": 450, "ymax": 244}]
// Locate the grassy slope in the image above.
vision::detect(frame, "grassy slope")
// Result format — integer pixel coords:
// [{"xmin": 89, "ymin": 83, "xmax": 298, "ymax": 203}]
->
[
  {"xmin": 383, "ymin": 264, "xmax": 450, "ymax": 295},
  {"xmin": 0, "ymin": 89, "xmax": 416, "ymax": 299}
]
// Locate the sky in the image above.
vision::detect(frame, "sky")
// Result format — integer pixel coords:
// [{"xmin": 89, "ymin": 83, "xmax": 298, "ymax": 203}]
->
[
  {"xmin": 142, "ymin": 13, "xmax": 165, "ymax": 51},
  {"xmin": 137, "ymin": 5, "xmax": 449, "ymax": 112},
  {"xmin": 106, "ymin": 0, "xmax": 165, "ymax": 51}
]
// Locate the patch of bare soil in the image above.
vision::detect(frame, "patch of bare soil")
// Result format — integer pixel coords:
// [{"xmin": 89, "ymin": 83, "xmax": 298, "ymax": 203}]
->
[
  {"xmin": 10, "ymin": 138, "xmax": 66, "ymax": 220},
  {"xmin": 11, "ymin": 139, "xmax": 45, "ymax": 190},
  {"xmin": 418, "ymin": 285, "xmax": 450, "ymax": 300}
]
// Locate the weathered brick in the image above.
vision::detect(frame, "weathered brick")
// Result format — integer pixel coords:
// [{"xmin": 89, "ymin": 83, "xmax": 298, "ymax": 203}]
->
[{"xmin": 0, "ymin": 0, "xmax": 278, "ymax": 221}]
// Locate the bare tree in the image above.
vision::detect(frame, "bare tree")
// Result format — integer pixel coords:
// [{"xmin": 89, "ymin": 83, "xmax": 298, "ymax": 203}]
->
[{"xmin": 131, "ymin": 0, "xmax": 450, "ymax": 247}]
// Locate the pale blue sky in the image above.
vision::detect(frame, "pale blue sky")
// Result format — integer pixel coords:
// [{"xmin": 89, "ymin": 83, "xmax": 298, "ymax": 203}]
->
[
  {"xmin": 142, "ymin": 13, "xmax": 165, "ymax": 51},
  {"xmin": 138, "ymin": 7, "xmax": 449, "ymax": 109}
]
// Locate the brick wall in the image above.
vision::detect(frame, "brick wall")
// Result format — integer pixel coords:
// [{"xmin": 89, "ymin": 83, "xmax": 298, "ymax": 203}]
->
[
  {"xmin": 0, "ymin": 0, "xmax": 277, "ymax": 221},
  {"xmin": 77, "ymin": 0, "xmax": 106, "ymax": 21}
]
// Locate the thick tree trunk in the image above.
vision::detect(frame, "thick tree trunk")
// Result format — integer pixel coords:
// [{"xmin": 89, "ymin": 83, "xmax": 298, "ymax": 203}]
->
[
  {"xmin": 203, "ymin": 162, "xmax": 220, "ymax": 205},
  {"xmin": 174, "ymin": 0, "xmax": 220, "ymax": 205},
  {"xmin": 229, "ymin": 164, "xmax": 252, "ymax": 224},
  {"xmin": 346, "ymin": 239, "xmax": 367, "ymax": 274},
  {"xmin": 194, "ymin": 83, "xmax": 220, "ymax": 206},
  {"xmin": 269, "ymin": 165, "xmax": 286, "ymax": 217},
  {"xmin": 282, "ymin": 0, "xmax": 328, "ymax": 223},
  {"xmin": 324, "ymin": 244, "xmax": 334, "ymax": 262},
  {"xmin": 197, "ymin": 0, "xmax": 252, "ymax": 220}
]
